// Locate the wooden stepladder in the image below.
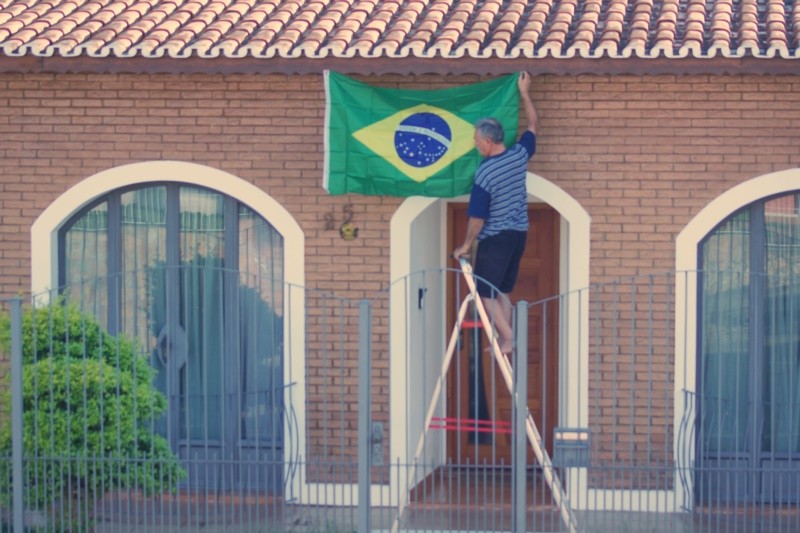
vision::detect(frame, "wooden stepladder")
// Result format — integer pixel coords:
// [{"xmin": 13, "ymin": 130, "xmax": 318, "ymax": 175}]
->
[{"xmin": 392, "ymin": 257, "xmax": 577, "ymax": 533}]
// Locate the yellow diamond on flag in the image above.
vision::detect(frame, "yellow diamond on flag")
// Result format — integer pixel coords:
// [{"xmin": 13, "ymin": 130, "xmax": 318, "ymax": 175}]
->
[{"xmin": 352, "ymin": 104, "xmax": 476, "ymax": 183}]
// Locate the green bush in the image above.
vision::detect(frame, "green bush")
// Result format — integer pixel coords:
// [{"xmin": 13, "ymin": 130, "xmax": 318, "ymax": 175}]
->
[{"xmin": 0, "ymin": 299, "xmax": 185, "ymax": 514}]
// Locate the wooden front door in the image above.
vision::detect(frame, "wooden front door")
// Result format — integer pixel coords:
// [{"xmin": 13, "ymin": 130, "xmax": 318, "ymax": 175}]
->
[{"xmin": 446, "ymin": 203, "xmax": 560, "ymax": 465}]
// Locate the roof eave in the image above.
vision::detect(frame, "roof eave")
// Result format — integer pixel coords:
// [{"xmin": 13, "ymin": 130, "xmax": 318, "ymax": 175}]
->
[{"xmin": 0, "ymin": 54, "xmax": 797, "ymax": 76}]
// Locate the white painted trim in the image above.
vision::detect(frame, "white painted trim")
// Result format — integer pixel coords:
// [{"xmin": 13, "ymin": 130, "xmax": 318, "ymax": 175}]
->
[
  {"xmin": 525, "ymin": 175, "xmax": 592, "ymax": 432},
  {"xmin": 389, "ymin": 173, "xmax": 591, "ymax": 508},
  {"xmin": 389, "ymin": 195, "xmax": 440, "ymax": 507},
  {"xmin": 31, "ymin": 161, "xmax": 305, "ymax": 293},
  {"xmin": 672, "ymin": 168, "xmax": 800, "ymax": 511},
  {"xmin": 675, "ymin": 168, "xmax": 800, "ymax": 272},
  {"xmin": 322, "ymin": 70, "xmax": 332, "ymax": 193}
]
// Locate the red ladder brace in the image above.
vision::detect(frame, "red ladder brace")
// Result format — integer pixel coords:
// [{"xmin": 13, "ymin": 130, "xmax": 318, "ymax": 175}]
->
[
  {"xmin": 391, "ymin": 257, "xmax": 577, "ymax": 533},
  {"xmin": 429, "ymin": 417, "xmax": 512, "ymax": 435}
]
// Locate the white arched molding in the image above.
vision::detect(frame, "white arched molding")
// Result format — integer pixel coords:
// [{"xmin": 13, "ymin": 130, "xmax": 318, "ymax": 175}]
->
[
  {"xmin": 30, "ymin": 161, "xmax": 307, "ymax": 501},
  {"xmin": 673, "ymin": 168, "xmax": 800, "ymax": 511},
  {"xmin": 389, "ymin": 173, "xmax": 591, "ymax": 507},
  {"xmin": 31, "ymin": 161, "xmax": 304, "ymax": 293}
]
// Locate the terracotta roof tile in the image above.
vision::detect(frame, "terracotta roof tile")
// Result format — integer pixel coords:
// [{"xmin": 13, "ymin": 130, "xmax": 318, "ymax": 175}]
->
[
  {"xmin": 764, "ymin": 0, "xmax": 787, "ymax": 55},
  {"xmin": 794, "ymin": 2, "xmax": 800, "ymax": 54},
  {"xmin": 568, "ymin": 0, "xmax": 601, "ymax": 56},
  {"xmin": 512, "ymin": 0, "xmax": 551, "ymax": 57},
  {"xmin": 0, "ymin": 0, "xmax": 797, "ymax": 63},
  {"xmin": 595, "ymin": 0, "xmax": 627, "ymax": 56},
  {"xmin": 625, "ymin": 0, "xmax": 654, "ymax": 57},
  {"xmin": 429, "ymin": 0, "xmax": 471, "ymax": 55}
]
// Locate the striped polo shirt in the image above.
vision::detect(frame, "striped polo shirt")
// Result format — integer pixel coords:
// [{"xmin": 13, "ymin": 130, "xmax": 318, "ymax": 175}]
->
[{"xmin": 467, "ymin": 131, "xmax": 536, "ymax": 240}]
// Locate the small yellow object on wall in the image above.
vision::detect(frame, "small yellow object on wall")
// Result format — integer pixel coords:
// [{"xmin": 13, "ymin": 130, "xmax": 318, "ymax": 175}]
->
[{"xmin": 339, "ymin": 221, "xmax": 358, "ymax": 241}]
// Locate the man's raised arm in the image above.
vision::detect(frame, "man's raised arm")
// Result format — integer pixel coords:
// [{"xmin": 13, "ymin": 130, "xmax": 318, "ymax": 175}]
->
[{"xmin": 518, "ymin": 72, "xmax": 539, "ymax": 135}]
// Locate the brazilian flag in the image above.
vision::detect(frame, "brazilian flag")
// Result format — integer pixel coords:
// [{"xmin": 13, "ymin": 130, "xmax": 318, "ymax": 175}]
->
[{"xmin": 324, "ymin": 71, "xmax": 520, "ymax": 197}]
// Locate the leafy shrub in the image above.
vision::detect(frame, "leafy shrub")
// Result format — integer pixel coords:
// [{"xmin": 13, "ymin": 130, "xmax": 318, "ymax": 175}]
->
[{"xmin": 0, "ymin": 299, "xmax": 185, "ymax": 514}]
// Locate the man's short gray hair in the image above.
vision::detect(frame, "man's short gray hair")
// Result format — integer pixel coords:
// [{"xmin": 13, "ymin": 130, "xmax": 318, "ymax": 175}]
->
[{"xmin": 474, "ymin": 118, "xmax": 504, "ymax": 144}]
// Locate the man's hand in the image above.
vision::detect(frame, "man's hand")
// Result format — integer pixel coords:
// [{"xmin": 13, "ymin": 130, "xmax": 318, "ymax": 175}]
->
[
  {"xmin": 452, "ymin": 244, "xmax": 470, "ymax": 260},
  {"xmin": 518, "ymin": 71, "xmax": 531, "ymax": 92},
  {"xmin": 453, "ymin": 217, "xmax": 485, "ymax": 261}
]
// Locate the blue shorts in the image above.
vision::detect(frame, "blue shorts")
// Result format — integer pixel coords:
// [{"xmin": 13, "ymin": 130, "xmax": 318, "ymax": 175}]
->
[{"xmin": 473, "ymin": 230, "xmax": 527, "ymax": 298}]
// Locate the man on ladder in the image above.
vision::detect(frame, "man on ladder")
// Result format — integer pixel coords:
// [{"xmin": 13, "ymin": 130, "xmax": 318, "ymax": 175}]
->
[
  {"xmin": 450, "ymin": 72, "xmax": 579, "ymax": 532},
  {"xmin": 452, "ymin": 71, "xmax": 539, "ymax": 355}
]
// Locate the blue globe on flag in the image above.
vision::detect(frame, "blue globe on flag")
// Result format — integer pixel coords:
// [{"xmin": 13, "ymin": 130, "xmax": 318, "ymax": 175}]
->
[{"xmin": 394, "ymin": 112, "xmax": 452, "ymax": 168}]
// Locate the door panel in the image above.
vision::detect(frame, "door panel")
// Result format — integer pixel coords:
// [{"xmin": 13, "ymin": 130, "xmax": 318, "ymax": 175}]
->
[{"xmin": 447, "ymin": 204, "xmax": 560, "ymax": 464}]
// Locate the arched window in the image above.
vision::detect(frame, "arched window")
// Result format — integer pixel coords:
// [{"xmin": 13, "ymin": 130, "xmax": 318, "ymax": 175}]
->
[
  {"xmin": 59, "ymin": 183, "xmax": 285, "ymax": 491},
  {"xmin": 698, "ymin": 191, "xmax": 800, "ymax": 503}
]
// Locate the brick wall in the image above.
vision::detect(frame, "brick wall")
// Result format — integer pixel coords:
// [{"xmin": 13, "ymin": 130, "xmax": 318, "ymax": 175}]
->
[
  {"xmin": 2, "ymin": 73, "xmax": 798, "ymax": 296},
  {"xmin": 0, "ymin": 71, "xmax": 798, "ymax": 473},
  {"xmin": 532, "ymin": 74, "xmax": 800, "ymax": 281}
]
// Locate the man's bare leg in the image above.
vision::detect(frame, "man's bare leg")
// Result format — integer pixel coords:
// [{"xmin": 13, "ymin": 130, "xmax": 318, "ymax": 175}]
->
[{"xmin": 482, "ymin": 295, "xmax": 514, "ymax": 354}]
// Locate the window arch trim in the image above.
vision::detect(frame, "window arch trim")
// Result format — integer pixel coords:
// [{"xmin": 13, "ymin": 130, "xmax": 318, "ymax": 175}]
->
[{"xmin": 32, "ymin": 161, "xmax": 304, "ymax": 296}]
